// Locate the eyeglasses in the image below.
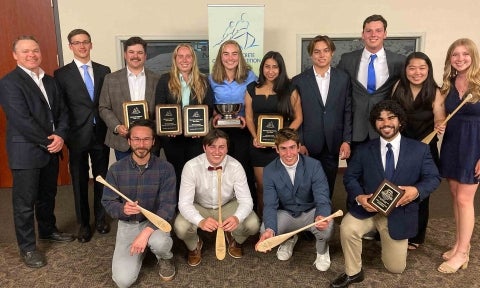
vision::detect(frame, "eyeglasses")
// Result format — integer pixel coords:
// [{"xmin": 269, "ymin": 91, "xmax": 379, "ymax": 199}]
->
[
  {"xmin": 130, "ymin": 137, "xmax": 154, "ymax": 144},
  {"xmin": 70, "ymin": 40, "xmax": 91, "ymax": 46}
]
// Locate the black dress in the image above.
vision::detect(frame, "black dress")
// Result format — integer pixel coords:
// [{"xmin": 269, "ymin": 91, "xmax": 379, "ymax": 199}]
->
[{"xmin": 247, "ymin": 82, "xmax": 292, "ymax": 167}]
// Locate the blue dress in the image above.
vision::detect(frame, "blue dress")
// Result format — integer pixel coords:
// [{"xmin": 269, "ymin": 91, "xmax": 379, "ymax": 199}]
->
[{"xmin": 440, "ymin": 86, "xmax": 480, "ymax": 183}]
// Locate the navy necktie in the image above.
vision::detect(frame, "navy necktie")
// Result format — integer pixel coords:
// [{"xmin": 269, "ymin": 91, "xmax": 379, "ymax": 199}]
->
[
  {"xmin": 385, "ymin": 143, "xmax": 395, "ymax": 180},
  {"xmin": 81, "ymin": 64, "xmax": 94, "ymax": 101},
  {"xmin": 367, "ymin": 54, "xmax": 377, "ymax": 94}
]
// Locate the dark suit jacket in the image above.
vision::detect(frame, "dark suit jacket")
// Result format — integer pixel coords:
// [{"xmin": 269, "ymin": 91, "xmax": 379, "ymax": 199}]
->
[
  {"xmin": 292, "ymin": 66, "xmax": 352, "ymax": 155},
  {"xmin": 337, "ymin": 49, "xmax": 405, "ymax": 141},
  {"xmin": 99, "ymin": 68, "xmax": 160, "ymax": 151},
  {"xmin": 54, "ymin": 61, "xmax": 111, "ymax": 151},
  {"xmin": 263, "ymin": 154, "xmax": 331, "ymax": 234},
  {"xmin": 0, "ymin": 66, "xmax": 68, "ymax": 169},
  {"xmin": 155, "ymin": 73, "xmax": 215, "ymax": 117},
  {"xmin": 343, "ymin": 136, "xmax": 440, "ymax": 240}
]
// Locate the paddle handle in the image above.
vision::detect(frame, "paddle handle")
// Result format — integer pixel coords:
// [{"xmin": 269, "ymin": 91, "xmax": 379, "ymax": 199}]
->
[{"xmin": 96, "ymin": 176, "xmax": 134, "ymax": 203}]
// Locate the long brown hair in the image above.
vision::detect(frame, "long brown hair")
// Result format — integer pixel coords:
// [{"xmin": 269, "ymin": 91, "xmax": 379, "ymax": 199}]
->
[
  {"xmin": 211, "ymin": 40, "xmax": 251, "ymax": 84},
  {"xmin": 168, "ymin": 44, "xmax": 208, "ymax": 104}
]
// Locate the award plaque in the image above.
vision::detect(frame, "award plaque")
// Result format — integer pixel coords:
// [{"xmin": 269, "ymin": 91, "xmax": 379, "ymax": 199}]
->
[
  {"xmin": 257, "ymin": 114, "xmax": 284, "ymax": 147},
  {"xmin": 368, "ymin": 180, "xmax": 405, "ymax": 216},
  {"xmin": 123, "ymin": 100, "xmax": 148, "ymax": 128},
  {"xmin": 155, "ymin": 104, "xmax": 182, "ymax": 136},
  {"xmin": 183, "ymin": 105, "xmax": 209, "ymax": 137}
]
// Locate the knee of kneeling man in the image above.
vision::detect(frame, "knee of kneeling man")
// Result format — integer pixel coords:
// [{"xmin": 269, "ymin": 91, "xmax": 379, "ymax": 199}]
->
[{"xmin": 113, "ymin": 273, "xmax": 137, "ymax": 288}]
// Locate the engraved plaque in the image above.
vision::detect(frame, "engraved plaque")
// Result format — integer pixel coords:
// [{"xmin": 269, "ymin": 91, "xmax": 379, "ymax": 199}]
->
[
  {"xmin": 156, "ymin": 104, "xmax": 182, "ymax": 135},
  {"xmin": 257, "ymin": 114, "xmax": 284, "ymax": 147}
]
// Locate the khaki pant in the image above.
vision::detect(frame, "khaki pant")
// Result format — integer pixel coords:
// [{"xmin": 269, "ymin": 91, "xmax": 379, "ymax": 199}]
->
[
  {"xmin": 340, "ymin": 213, "xmax": 408, "ymax": 276},
  {"xmin": 174, "ymin": 199, "xmax": 260, "ymax": 251}
]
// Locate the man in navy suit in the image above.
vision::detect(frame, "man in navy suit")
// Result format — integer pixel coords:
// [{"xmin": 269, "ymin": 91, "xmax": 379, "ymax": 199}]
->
[
  {"xmin": 337, "ymin": 15, "xmax": 405, "ymax": 149},
  {"xmin": 0, "ymin": 36, "xmax": 74, "ymax": 268},
  {"xmin": 293, "ymin": 35, "xmax": 352, "ymax": 198},
  {"xmin": 256, "ymin": 128, "xmax": 333, "ymax": 271},
  {"xmin": 330, "ymin": 100, "xmax": 440, "ymax": 287},
  {"xmin": 54, "ymin": 29, "xmax": 111, "ymax": 243}
]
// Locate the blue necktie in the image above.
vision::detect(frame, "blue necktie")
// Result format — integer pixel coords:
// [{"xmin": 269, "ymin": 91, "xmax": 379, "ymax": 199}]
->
[
  {"xmin": 385, "ymin": 143, "xmax": 395, "ymax": 180},
  {"xmin": 367, "ymin": 54, "xmax": 377, "ymax": 94},
  {"xmin": 81, "ymin": 64, "xmax": 94, "ymax": 101}
]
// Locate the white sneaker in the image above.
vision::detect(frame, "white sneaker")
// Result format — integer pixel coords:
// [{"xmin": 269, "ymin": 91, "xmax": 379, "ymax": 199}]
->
[
  {"xmin": 276, "ymin": 235, "xmax": 298, "ymax": 261},
  {"xmin": 313, "ymin": 245, "xmax": 331, "ymax": 271}
]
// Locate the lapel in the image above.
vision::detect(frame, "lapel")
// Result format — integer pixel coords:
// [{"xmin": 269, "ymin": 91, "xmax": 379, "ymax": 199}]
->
[
  {"xmin": 350, "ymin": 50, "xmax": 366, "ymax": 92},
  {"xmin": 16, "ymin": 67, "xmax": 51, "ymax": 108},
  {"xmin": 292, "ymin": 155, "xmax": 305, "ymax": 194},
  {"xmin": 277, "ymin": 159, "xmax": 294, "ymax": 192},
  {"xmin": 119, "ymin": 69, "xmax": 132, "ymax": 101},
  {"xmin": 368, "ymin": 138, "xmax": 386, "ymax": 178},
  {"xmin": 325, "ymin": 68, "xmax": 338, "ymax": 108},
  {"xmin": 305, "ymin": 68, "xmax": 325, "ymax": 109},
  {"xmin": 144, "ymin": 69, "xmax": 156, "ymax": 104},
  {"xmin": 392, "ymin": 136, "xmax": 408, "ymax": 181},
  {"xmin": 91, "ymin": 62, "xmax": 103, "ymax": 102},
  {"xmin": 68, "ymin": 61, "xmax": 92, "ymax": 102}
]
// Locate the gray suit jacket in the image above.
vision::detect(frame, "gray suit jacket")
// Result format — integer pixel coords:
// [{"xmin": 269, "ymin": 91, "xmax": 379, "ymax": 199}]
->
[
  {"xmin": 99, "ymin": 67, "xmax": 160, "ymax": 151},
  {"xmin": 337, "ymin": 49, "xmax": 405, "ymax": 141}
]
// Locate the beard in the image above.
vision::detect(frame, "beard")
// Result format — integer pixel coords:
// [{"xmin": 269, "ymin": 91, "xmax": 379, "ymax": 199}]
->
[{"xmin": 132, "ymin": 147, "xmax": 150, "ymax": 159}]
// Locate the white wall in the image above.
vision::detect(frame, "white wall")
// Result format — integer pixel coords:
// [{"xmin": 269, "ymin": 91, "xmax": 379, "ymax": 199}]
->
[{"xmin": 57, "ymin": 0, "xmax": 480, "ymax": 83}]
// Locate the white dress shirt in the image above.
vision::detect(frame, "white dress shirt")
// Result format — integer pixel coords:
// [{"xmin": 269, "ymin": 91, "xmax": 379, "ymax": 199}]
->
[
  {"xmin": 178, "ymin": 153, "xmax": 254, "ymax": 226},
  {"xmin": 380, "ymin": 134, "xmax": 401, "ymax": 170},
  {"xmin": 127, "ymin": 67, "xmax": 146, "ymax": 101},
  {"xmin": 73, "ymin": 58, "xmax": 95, "ymax": 86},
  {"xmin": 313, "ymin": 66, "xmax": 331, "ymax": 105},
  {"xmin": 357, "ymin": 47, "xmax": 389, "ymax": 91}
]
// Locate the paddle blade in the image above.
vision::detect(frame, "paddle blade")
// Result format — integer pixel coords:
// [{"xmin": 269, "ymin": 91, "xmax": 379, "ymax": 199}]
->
[
  {"xmin": 421, "ymin": 131, "xmax": 436, "ymax": 144},
  {"xmin": 256, "ymin": 233, "xmax": 292, "ymax": 252},
  {"xmin": 140, "ymin": 207, "xmax": 172, "ymax": 232},
  {"xmin": 216, "ymin": 228, "xmax": 226, "ymax": 260}
]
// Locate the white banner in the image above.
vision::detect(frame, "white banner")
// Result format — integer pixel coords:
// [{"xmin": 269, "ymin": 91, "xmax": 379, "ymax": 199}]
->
[{"xmin": 208, "ymin": 4, "xmax": 264, "ymax": 75}]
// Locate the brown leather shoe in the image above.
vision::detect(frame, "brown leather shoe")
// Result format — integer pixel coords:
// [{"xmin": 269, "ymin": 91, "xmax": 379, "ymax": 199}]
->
[
  {"xmin": 225, "ymin": 232, "xmax": 243, "ymax": 259},
  {"xmin": 187, "ymin": 239, "xmax": 203, "ymax": 267}
]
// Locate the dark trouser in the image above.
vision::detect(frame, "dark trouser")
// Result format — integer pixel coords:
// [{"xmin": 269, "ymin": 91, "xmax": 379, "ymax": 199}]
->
[
  {"xmin": 221, "ymin": 127, "xmax": 256, "ymax": 201},
  {"xmin": 12, "ymin": 155, "xmax": 59, "ymax": 252},
  {"xmin": 69, "ymin": 142, "xmax": 109, "ymax": 226},
  {"xmin": 161, "ymin": 135, "xmax": 204, "ymax": 195},
  {"xmin": 310, "ymin": 145, "xmax": 339, "ymax": 199}
]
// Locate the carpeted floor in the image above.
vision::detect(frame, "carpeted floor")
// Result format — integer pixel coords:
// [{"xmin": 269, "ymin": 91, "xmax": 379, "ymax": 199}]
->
[{"xmin": 0, "ymin": 176, "xmax": 479, "ymax": 288}]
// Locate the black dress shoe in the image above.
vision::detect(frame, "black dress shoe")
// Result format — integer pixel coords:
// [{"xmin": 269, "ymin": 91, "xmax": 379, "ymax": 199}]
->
[
  {"xmin": 21, "ymin": 250, "xmax": 46, "ymax": 268},
  {"xmin": 330, "ymin": 270, "xmax": 364, "ymax": 288},
  {"xmin": 95, "ymin": 220, "xmax": 110, "ymax": 234},
  {"xmin": 77, "ymin": 225, "xmax": 92, "ymax": 243},
  {"xmin": 39, "ymin": 232, "xmax": 75, "ymax": 242}
]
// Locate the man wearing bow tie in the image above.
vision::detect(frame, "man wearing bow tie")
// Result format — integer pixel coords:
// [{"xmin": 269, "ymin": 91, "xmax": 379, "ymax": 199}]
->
[{"xmin": 174, "ymin": 129, "xmax": 260, "ymax": 266}]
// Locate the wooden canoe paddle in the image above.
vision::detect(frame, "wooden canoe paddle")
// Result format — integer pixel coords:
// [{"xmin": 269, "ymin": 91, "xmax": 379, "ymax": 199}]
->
[
  {"xmin": 422, "ymin": 93, "xmax": 473, "ymax": 144},
  {"xmin": 215, "ymin": 168, "xmax": 226, "ymax": 260},
  {"xmin": 256, "ymin": 210, "xmax": 344, "ymax": 252},
  {"xmin": 95, "ymin": 176, "xmax": 172, "ymax": 232}
]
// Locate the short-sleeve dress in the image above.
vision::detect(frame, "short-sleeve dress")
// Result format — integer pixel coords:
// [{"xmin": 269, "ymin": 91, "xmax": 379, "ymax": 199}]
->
[
  {"xmin": 440, "ymin": 85, "xmax": 480, "ymax": 184},
  {"xmin": 247, "ymin": 82, "xmax": 293, "ymax": 167}
]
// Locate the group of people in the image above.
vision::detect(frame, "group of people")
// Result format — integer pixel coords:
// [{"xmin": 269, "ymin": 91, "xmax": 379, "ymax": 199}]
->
[{"xmin": 0, "ymin": 12, "xmax": 479, "ymax": 288}]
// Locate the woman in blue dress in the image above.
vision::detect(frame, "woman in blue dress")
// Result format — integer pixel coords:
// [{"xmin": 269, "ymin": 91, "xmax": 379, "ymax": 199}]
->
[{"xmin": 438, "ymin": 38, "xmax": 480, "ymax": 274}]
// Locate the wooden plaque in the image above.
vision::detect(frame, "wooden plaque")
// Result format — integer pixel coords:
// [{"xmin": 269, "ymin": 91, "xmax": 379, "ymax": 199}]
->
[
  {"xmin": 155, "ymin": 104, "xmax": 182, "ymax": 135},
  {"xmin": 257, "ymin": 114, "xmax": 284, "ymax": 147},
  {"xmin": 368, "ymin": 180, "xmax": 405, "ymax": 216},
  {"xmin": 123, "ymin": 100, "xmax": 148, "ymax": 128},
  {"xmin": 183, "ymin": 105, "xmax": 209, "ymax": 137}
]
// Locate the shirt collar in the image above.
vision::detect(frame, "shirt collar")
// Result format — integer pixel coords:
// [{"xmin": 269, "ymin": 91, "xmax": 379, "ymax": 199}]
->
[
  {"xmin": 362, "ymin": 47, "xmax": 386, "ymax": 60},
  {"xmin": 313, "ymin": 66, "xmax": 331, "ymax": 78},
  {"xmin": 380, "ymin": 133, "xmax": 402, "ymax": 149},
  {"xmin": 280, "ymin": 155, "xmax": 300, "ymax": 169},
  {"xmin": 127, "ymin": 67, "xmax": 145, "ymax": 77},
  {"xmin": 18, "ymin": 65, "xmax": 44, "ymax": 79},
  {"xmin": 73, "ymin": 58, "xmax": 92, "ymax": 69},
  {"xmin": 203, "ymin": 154, "xmax": 228, "ymax": 171}
]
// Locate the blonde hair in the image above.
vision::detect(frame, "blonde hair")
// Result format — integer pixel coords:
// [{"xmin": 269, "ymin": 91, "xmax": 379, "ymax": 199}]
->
[
  {"xmin": 168, "ymin": 44, "xmax": 207, "ymax": 104},
  {"xmin": 211, "ymin": 40, "xmax": 251, "ymax": 84},
  {"xmin": 441, "ymin": 38, "xmax": 480, "ymax": 103}
]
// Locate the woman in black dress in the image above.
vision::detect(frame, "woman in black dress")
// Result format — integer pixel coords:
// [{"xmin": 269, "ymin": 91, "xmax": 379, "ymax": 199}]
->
[
  {"xmin": 244, "ymin": 51, "xmax": 303, "ymax": 215},
  {"xmin": 391, "ymin": 51, "xmax": 445, "ymax": 250}
]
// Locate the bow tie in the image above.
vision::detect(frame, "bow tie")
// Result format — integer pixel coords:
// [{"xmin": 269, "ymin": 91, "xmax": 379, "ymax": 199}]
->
[{"xmin": 208, "ymin": 166, "xmax": 222, "ymax": 171}]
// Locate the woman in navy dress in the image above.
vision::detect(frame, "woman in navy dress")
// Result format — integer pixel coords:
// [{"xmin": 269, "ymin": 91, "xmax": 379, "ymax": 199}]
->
[
  {"xmin": 391, "ymin": 52, "xmax": 445, "ymax": 250},
  {"xmin": 438, "ymin": 38, "xmax": 480, "ymax": 274},
  {"xmin": 244, "ymin": 51, "xmax": 303, "ymax": 215}
]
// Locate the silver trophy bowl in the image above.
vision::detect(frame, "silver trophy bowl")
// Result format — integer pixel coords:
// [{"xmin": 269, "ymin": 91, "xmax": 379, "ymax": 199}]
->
[{"xmin": 215, "ymin": 103, "xmax": 242, "ymax": 119}]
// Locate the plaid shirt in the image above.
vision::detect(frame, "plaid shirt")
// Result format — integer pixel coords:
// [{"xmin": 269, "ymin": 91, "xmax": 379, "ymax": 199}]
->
[{"xmin": 102, "ymin": 154, "xmax": 177, "ymax": 229}]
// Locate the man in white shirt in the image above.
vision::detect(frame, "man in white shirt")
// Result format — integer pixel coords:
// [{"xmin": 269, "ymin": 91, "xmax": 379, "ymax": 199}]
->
[
  {"xmin": 174, "ymin": 129, "xmax": 260, "ymax": 266},
  {"xmin": 99, "ymin": 36, "xmax": 160, "ymax": 160}
]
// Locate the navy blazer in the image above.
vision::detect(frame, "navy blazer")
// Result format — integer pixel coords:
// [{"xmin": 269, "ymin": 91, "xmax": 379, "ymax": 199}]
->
[
  {"xmin": 343, "ymin": 136, "xmax": 440, "ymax": 240},
  {"xmin": 54, "ymin": 61, "xmax": 111, "ymax": 151},
  {"xmin": 263, "ymin": 154, "xmax": 331, "ymax": 234},
  {"xmin": 0, "ymin": 66, "xmax": 68, "ymax": 169},
  {"xmin": 337, "ymin": 49, "xmax": 405, "ymax": 141},
  {"xmin": 292, "ymin": 66, "xmax": 352, "ymax": 155}
]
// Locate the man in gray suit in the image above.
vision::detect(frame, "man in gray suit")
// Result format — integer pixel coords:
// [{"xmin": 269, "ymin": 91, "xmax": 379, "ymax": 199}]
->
[
  {"xmin": 337, "ymin": 15, "xmax": 405, "ymax": 149},
  {"xmin": 99, "ymin": 36, "xmax": 160, "ymax": 160}
]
